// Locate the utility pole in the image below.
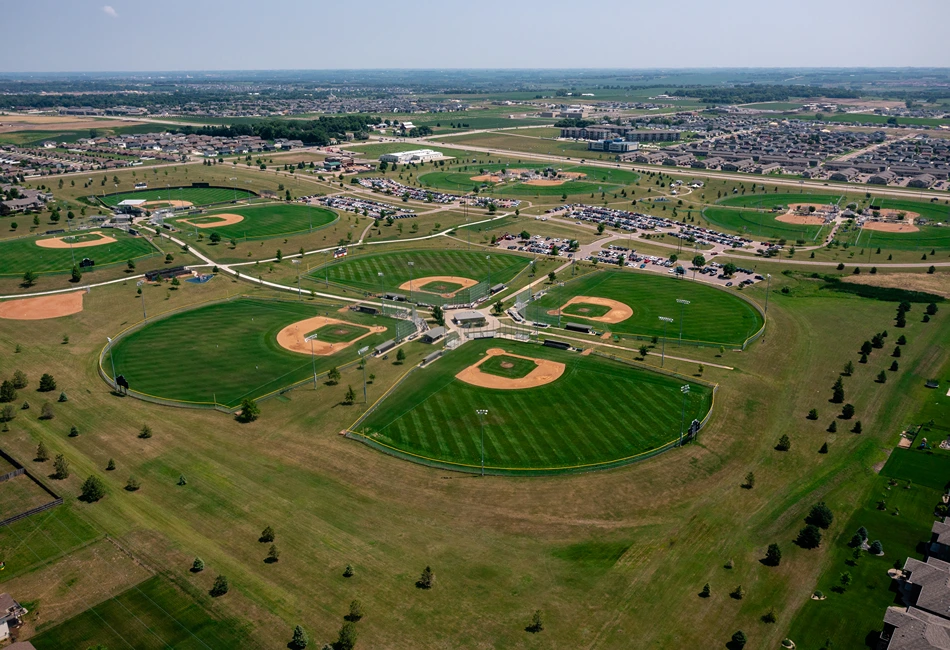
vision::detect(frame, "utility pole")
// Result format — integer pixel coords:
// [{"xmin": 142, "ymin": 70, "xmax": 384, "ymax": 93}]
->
[
  {"xmin": 659, "ymin": 316, "xmax": 673, "ymax": 367},
  {"xmin": 476, "ymin": 409, "xmax": 488, "ymax": 476},
  {"xmin": 408, "ymin": 261, "xmax": 414, "ymax": 302},
  {"xmin": 678, "ymin": 384, "xmax": 690, "ymax": 446},
  {"xmin": 763, "ymin": 273, "xmax": 772, "ymax": 341},
  {"xmin": 292, "ymin": 259, "xmax": 301, "ymax": 300},
  {"xmin": 486, "ymin": 255, "xmax": 491, "ymax": 291},
  {"xmin": 307, "ymin": 335, "xmax": 318, "ymax": 388},
  {"xmin": 676, "ymin": 299, "xmax": 690, "ymax": 347}
]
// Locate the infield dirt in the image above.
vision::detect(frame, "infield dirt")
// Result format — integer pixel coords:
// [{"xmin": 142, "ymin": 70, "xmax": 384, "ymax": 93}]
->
[
  {"xmin": 276, "ymin": 316, "xmax": 385, "ymax": 356},
  {"xmin": 35, "ymin": 231, "xmax": 117, "ymax": 249},
  {"xmin": 553, "ymin": 295, "xmax": 633, "ymax": 324},
  {"xmin": 455, "ymin": 347, "xmax": 565, "ymax": 389},
  {"xmin": 0, "ymin": 291, "xmax": 84, "ymax": 320},
  {"xmin": 399, "ymin": 275, "xmax": 478, "ymax": 298}
]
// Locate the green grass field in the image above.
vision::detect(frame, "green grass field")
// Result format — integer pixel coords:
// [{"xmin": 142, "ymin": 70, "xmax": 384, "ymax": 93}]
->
[
  {"xmin": 99, "ymin": 186, "xmax": 255, "ymax": 208},
  {"xmin": 703, "ymin": 206, "xmax": 828, "ymax": 241},
  {"xmin": 717, "ymin": 193, "xmax": 844, "ymax": 210},
  {"xmin": 528, "ymin": 270, "xmax": 765, "ymax": 347},
  {"xmin": 479, "ymin": 354, "xmax": 537, "ymax": 379},
  {"xmin": 170, "ymin": 203, "xmax": 337, "ymax": 241},
  {"xmin": 418, "ymin": 163, "xmax": 639, "ymax": 196},
  {"xmin": 107, "ymin": 298, "xmax": 396, "ymax": 407},
  {"xmin": 418, "ymin": 280, "xmax": 463, "ymax": 294},
  {"xmin": 563, "ymin": 302, "xmax": 612, "ymax": 318},
  {"xmin": 355, "ymin": 339, "xmax": 713, "ymax": 472},
  {"xmin": 312, "ymin": 249, "xmax": 531, "ymax": 296},
  {"xmin": 305, "ymin": 322, "xmax": 365, "ymax": 343},
  {"xmin": 0, "ymin": 505, "xmax": 100, "ymax": 582},
  {"xmin": 880, "ymin": 448, "xmax": 950, "ymax": 491},
  {"xmin": 31, "ymin": 575, "xmax": 253, "ymax": 649},
  {"xmin": 0, "ymin": 229, "xmax": 158, "ymax": 276}
]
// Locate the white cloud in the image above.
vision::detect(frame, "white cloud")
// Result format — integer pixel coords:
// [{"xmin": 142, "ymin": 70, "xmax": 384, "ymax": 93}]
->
[{"xmin": 102, "ymin": 5, "xmax": 118, "ymax": 18}]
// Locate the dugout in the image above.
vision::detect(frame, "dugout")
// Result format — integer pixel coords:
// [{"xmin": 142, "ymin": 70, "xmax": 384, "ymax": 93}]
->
[
  {"xmin": 383, "ymin": 292, "xmax": 407, "ymax": 302},
  {"xmin": 422, "ymin": 326, "xmax": 446, "ymax": 343},
  {"xmin": 543, "ymin": 339, "xmax": 571, "ymax": 350},
  {"xmin": 453, "ymin": 310, "xmax": 487, "ymax": 328},
  {"xmin": 374, "ymin": 339, "xmax": 396, "ymax": 356},
  {"xmin": 490, "ymin": 283, "xmax": 507, "ymax": 295},
  {"xmin": 422, "ymin": 350, "xmax": 443, "ymax": 365},
  {"xmin": 565, "ymin": 322, "xmax": 593, "ymax": 334},
  {"xmin": 145, "ymin": 266, "xmax": 186, "ymax": 282},
  {"xmin": 351, "ymin": 305, "xmax": 380, "ymax": 315}
]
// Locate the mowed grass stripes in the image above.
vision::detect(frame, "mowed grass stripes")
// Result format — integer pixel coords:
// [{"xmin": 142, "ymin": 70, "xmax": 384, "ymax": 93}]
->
[
  {"xmin": 315, "ymin": 249, "xmax": 531, "ymax": 294},
  {"xmin": 358, "ymin": 340, "xmax": 712, "ymax": 471},
  {"xmin": 171, "ymin": 203, "xmax": 337, "ymax": 240},
  {"xmin": 108, "ymin": 299, "xmax": 396, "ymax": 407},
  {"xmin": 0, "ymin": 229, "xmax": 157, "ymax": 276},
  {"xmin": 100, "ymin": 186, "xmax": 254, "ymax": 207},
  {"xmin": 528, "ymin": 271, "xmax": 764, "ymax": 347}
]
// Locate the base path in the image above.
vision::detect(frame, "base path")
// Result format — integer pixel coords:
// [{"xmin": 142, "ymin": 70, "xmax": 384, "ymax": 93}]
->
[
  {"xmin": 399, "ymin": 275, "xmax": 478, "ymax": 298},
  {"xmin": 276, "ymin": 316, "xmax": 385, "ymax": 356},
  {"xmin": 36, "ymin": 231, "xmax": 117, "ymax": 249},
  {"xmin": 0, "ymin": 291, "xmax": 84, "ymax": 320},
  {"xmin": 178, "ymin": 213, "xmax": 244, "ymax": 229},
  {"xmin": 455, "ymin": 347, "xmax": 565, "ymax": 390},
  {"xmin": 554, "ymin": 295, "xmax": 633, "ymax": 324}
]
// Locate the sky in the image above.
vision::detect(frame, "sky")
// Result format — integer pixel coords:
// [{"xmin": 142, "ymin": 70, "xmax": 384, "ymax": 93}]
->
[{"xmin": 1, "ymin": 0, "xmax": 949, "ymax": 72}]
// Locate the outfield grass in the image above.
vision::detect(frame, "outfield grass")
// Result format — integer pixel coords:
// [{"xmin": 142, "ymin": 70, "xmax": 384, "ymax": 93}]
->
[
  {"xmin": 305, "ymin": 322, "xmax": 365, "ymax": 343},
  {"xmin": 170, "ymin": 203, "xmax": 337, "ymax": 241},
  {"xmin": 312, "ymin": 249, "xmax": 532, "ymax": 296},
  {"xmin": 418, "ymin": 162, "xmax": 639, "ymax": 196},
  {"xmin": 356, "ymin": 339, "xmax": 713, "ymax": 472},
  {"xmin": 528, "ymin": 270, "xmax": 765, "ymax": 347},
  {"xmin": 107, "ymin": 298, "xmax": 396, "ymax": 407},
  {"xmin": 702, "ymin": 207, "xmax": 828, "ymax": 241},
  {"xmin": 0, "ymin": 229, "xmax": 158, "ymax": 277},
  {"xmin": 717, "ymin": 193, "xmax": 844, "ymax": 210},
  {"xmin": 31, "ymin": 575, "xmax": 252, "ymax": 650},
  {"xmin": 99, "ymin": 186, "xmax": 255, "ymax": 207},
  {"xmin": 563, "ymin": 302, "xmax": 612, "ymax": 318},
  {"xmin": 478, "ymin": 354, "xmax": 537, "ymax": 379}
]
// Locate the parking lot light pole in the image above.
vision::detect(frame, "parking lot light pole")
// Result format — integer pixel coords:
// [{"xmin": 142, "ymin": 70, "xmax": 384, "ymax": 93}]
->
[
  {"xmin": 678, "ymin": 384, "xmax": 690, "ymax": 446},
  {"xmin": 476, "ymin": 409, "xmax": 488, "ymax": 476},
  {"xmin": 659, "ymin": 316, "xmax": 674, "ymax": 367},
  {"xmin": 676, "ymin": 299, "xmax": 690, "ymax": 347}
]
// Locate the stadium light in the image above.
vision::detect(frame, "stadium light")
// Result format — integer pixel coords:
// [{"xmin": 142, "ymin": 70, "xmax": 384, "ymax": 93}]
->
[
  {"xmin": 476, "ymin": 409, "xmax": 489, "ymax": 476},
  {"xmin": 763, "ymin": 273, "xmax": 772, "ymax": 341},
  {"xmin": 678, "ymin": 384, "xmax": 691, "ymax": 446},
  {"xmin": 292, "ymin": 258, "xmax": 301, "ymax": 300},
  {"xmin": 407, "ymin": 261, "xmax": 414, "ymax": 301},
  {"xmin": 658, "ymin": 316, "xmax": 674, "ymax": 367},
  {"xmin": 305, "ymin": 333, "xmax": 318, "ymax": 388},
  {"xmin": 377, "ymin": 272, "xmax": 385, "ymax": 303},
  {"xmin": 486, "ymin": 255, "xmax": 491, "ymax": 290},
  {"xmin": 676, "ymin": 299, "xmax": 691, "ymax": 347}
]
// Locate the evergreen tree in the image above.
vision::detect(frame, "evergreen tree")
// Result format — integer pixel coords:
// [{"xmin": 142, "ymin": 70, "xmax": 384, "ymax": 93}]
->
[
  {"xmin": 290, "ymin": 625, "xmax": 309, "ymax": 649},
  {"xmin": 700, "ymin": 583, "xmax": 711, "ymax": 598},
  {"xmin": 337, "ymin": 622, "xmax": 358, "ymax": 650},
  {"xmin": 53, "ymin": 453, "xmax": 70, "ymax": 479},
  {"xmin": 138, "ymin": 424, "xmax": 153, "ymax": 438},
  {"xmin": 731, "ymin": 630, "xmax": 747, "ymax": 649},
  {"xmin": 765, "ymin": 543, "xmax": 782, "ymax": 566},
  {"xmin": 260, "ymin": 526, "xmax": 275, "ymax": 543},
  {"xmin": 106, "ymin": 458, "xmax": 116, "ymax": 471},
  {"xmin": 418, "ymin": 565, "xmax": 435, "ymax": 589},
  {"xmin": 177, "ymin": 474, "xmax": 187, "ymax": 486},
  {"xmin": 797, "ymin": 524, "xmax": 822, "ymax": 548},
  {"xmin": 192, "ymin": 557, "xmax": 204, "ymax": 572},
  {"xmin": 69, "ymin": 425, "xmax": 79, "ymax": 437},
  {"xmin": 842, "ymin": 404, "xmax": 855, "ymax": 419},
  {"xmin": 237, "ymin": 398, "xmax": 260, "ymax": 422},
  {"xmin": 869, "ymin": 540, "xmax": 883, "ymax": 554},
  {"xmin": 266, "ymin": 544, "xmax": 280, "ymax": 563},
  {"xmin": 529, "ymin": 609, "xmax": 544, "ymax": 633},
  {"xmin": 36, "ymin": 441, "xmax": 50, "ymax": 462},
  {"xmin": 210, "ymin": 575, "xmax": 229, "ymax": 597},
  {"xmin": 348, "ymin": 599, "xmax": 364, "ymax": 622},
  {"xmin": 79, "ymin": 475, "xmax": 106, "ymax": 502},
  {"xmin": 776, "ymin": 434, "xmax": 791, "ymax": 451},
  {"xmin": 819, "ymin": 442, "xmax": 829, "ymax": 454},
  {"xmin": 808, "ymin": 502, "xmax": 834, "ymax": 529}
]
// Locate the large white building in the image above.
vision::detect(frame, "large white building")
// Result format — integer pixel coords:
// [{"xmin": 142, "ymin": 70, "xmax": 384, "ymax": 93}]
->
[{"xmin": 379, "ymin": 149, "xmax": 444, "ymax": 164}]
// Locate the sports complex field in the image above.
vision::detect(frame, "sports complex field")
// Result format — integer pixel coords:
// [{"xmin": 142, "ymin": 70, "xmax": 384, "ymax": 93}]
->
[
  {"xmin": 0, "ymin": 228, "xmax": 158, "ymax": 276},
  {"xmin": 417, "ymin": 163, "xmax": 639, "ymax": 196},
  {"xmin": 106, "ymin": 298, "xmax": 397, "ymax": 407},
  {"xmin": 168, "ymin": 203, "xmax": 337, "ymax": 240},
  {"xmin": 99, "ymin": 186, "xmax": 255, "ymax": 208},
  {"xmin": 527, "ymin": 270, "xmax": 765, "ymax": 347},
  {"xmin": 353, "ymin": 339, "xmax": 713, "ymax": 473}
]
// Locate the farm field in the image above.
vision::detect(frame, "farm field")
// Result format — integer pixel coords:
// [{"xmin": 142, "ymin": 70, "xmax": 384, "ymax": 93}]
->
[
  {"xmin": 169, "ymin": 203, "xmax": 337, "ymax": 241},
  {"xmin": 107, "ymin": 297, "xmax": 396, "ymax": 407},
  {"xmin": 354, "ymin": 339, "xmax": 713, "ymax": 473},
  {"xmin": 99, "ymin": 186, "xmax": 256, "ymax": 208},
  {"xmin": 0, "ymin": 228, "xmax": 158, "ymax": 276},
  {"xmin": 527, "ymin": 270, "xmax": 765, "ymax": 347}
]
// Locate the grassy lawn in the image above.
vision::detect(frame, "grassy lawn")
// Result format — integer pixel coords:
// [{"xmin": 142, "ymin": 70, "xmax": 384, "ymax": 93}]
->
[
  {"xmin": 702, "ymin": 206, "xmax": 828, "ymax": 241},
  {"xmin": 881, "ymin": 448, "xmax": 950, "ymax": 491},
  {"xmin": 0, "ymin": 505, "xmax": 100, "ymax": 584},
  {"xmin": 304, "ymin": 322, "xmax": 365, "ymax": 343},
  {"xmin": 99, "ymin": 186, "xmax": 255, "ymax": 207},
  {"xmin": 0, "ymin": 474, "xmax": 56, "ymax": 520},
  {"xmin": 437, "ymin": 131, "xmax": 619, "ymax": 161},
  {"xmin": 417, "ymin": 162, "xmax": 638, "ymax": 197},
  {"xmin": 478, "ymin": 354, "xmax": 537, "ymax": 379},
  {"xmin": 170, "ymin": 203, "xmax": 337, "ymax": 241},
  {"xmin": 528, "ymin": 270, "xmax": 765, "ymax": 347},
  {"xmin": 31, "ymin": 575, "xmax": 253, "ymax": 649},
  {"xmin": 718, "ymin": 193, "xmax": 844, "ymax": 210},
  {"xmin": 107, "ymin": 298, "xmax": 396, "ymax": 407},
  {"xmin": 355, "ymin": 339, "xmax": 712, "ymax": 472},
  {"xmin": 562, "ymin": 302, "xmax": 612, "ymax": 318},
  {"xmin": 0, "ymin": 229, "xmax": 158, "ymax": 277}
]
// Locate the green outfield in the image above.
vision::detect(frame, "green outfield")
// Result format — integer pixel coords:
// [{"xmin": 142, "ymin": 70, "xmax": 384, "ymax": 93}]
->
[
  {"xmin": 0, "ymin": 229, "xmax": 158, "ymax": 276},
  {"xmin": 479, "ymin": 353, "xmax": 537, "ymax": 379},
  {"xmin": 99, "ymin": 186, "xmax": 255, "ymax": 207},
  {"xmin": 312, "ymin": 249, "xmax": 532, "ymax": 296},
  {"xmin": 107, "ymin": 298, "xmax": 396, "ymax": 407},
  {"xmin": 355, "ymin": 339, "xmax": 713, "ymax": 473},
  {"xmin": 702, "ymin": 206, "xmax": 829, "ymax": 240},
  {"xmin": 527, "ymin": 270, "xmax": 765, "ymax": 347},
  {"xmin": 418, "ymin": 163, "xmax": 639, "ymax": 196},
  {"xmin": 169, "ymin": 203, "xmax": 337, "ymax": 240},
  {"xmin": 305, "ymin": 322, "xmax": 365, "ymax": 343},
  {"xmin": 717, "ymin": 193, "xmax": 844, "ymax": 210},
  {"xmin": 848, "ymin": 198, "xmax": 950, "ymax": 250}
]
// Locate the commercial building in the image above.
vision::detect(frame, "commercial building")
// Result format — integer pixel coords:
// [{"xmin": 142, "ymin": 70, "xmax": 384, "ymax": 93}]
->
[
  {"xmin": 560, "ymin": 125, "xmax": 680, "ymax": 143},
  {"xmin": 379, "ymin": 149, "xmax": 444, "ymax": 164},
  {"xmin": 588, "ymin": 139, "xmax": 639, "ymax": 153}
]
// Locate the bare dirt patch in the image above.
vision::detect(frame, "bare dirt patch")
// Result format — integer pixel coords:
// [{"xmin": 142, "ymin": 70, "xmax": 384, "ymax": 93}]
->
[
  {"xmin": 556, "ymin": 295, "xmax": 633, "ymax": 324},
  {"xmin": 0, "ymin": 116, "xmax": 145, "ymax": 134},
  {"xmin": 277, "ymin": 316, "xmax": 385, "ymax": 356},
  {"xmin": 142, "ymin": 199, "xmax": 194, "ymax": 209},
  {"xmin": 399, "ymin": 275, "xmax": 478, "ymax": 298},
  {"xmin": 863, "ymin": 221, "xmax": 919, "ymax": 233},
  {"xmin": 842, "ymin": 272, "xmax": 950, "ymax": 299},
  {"xmin": 0, "ymin": 291, "xmax": 84, "ymax": 320},
  {"xmin": 776, "ymin": 208, "xmax": 828, "ymax": 225},
  {"xmin": 523, "ymin": 179, "xmax": 566, "ymax": 186},
  {"xmin": 471, "ymin": 174, "xmax": 504, "ymax": 183},
  {"xmin": 455, "ymin": 347, "xmax": 565, "ymax": 390},
  {"xmin": 178, "ymin": 213, "xmax": 244, "ymax": 228},
  {"xmin": 36, "ymin": 230, "xmax": 117, "ymax": 249}
]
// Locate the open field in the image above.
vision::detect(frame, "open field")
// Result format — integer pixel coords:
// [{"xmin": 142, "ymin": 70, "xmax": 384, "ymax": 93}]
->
[
  {"xmin": 0, "ymin": 228, "xmax": 158, "ymax": 276},
  {"xmin": 418, "ymin": 162, "xmax": 639, "ymax": 196},
  {"xmin": 107, "ymin": 297, "xmax": 397, "ymax": 407},
  {"xmin": 527, "ymin": 270, "xmax": 765, "ymax": 347},
  {"xmin": 99, "ymin": 186, "xmax": 256, "ymax": 208},
  {"xmin": 169, "ymin": 202, "xmax": 337, "ymax": 241},
  {"xmin": 354, "ymin": 339, "xmax": 713, "ymax": 473}
]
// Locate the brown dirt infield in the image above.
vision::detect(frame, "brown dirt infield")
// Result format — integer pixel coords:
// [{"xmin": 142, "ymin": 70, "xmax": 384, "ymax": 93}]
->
[
  {"xmin": 276, "ymin": 317, "xmax": 385, "ymax": 356},
  {"xmin": 523, "ymin": 179, "xmax": 566, "ymax": 186},
  {"xmin": 471, "ymin": 174, "xmax": 504, "ymax": 183},
  {"xmin": 550, "ymin": 295, "xmax": 633, "ymax": 324},
  {"xmin": 142, "ymin": 199, "xmax": 194, "ymax": 209},
  {"xmin": 35, "ymin": 230, "xmax": 117, "ymax": 249},
  {"xmin": 399, "ymin": 275, "xmax": 479, "ymax": 298},
  {"xmin": 863, "ymin": 221, "xmax": 919, "ymax": 233},
  {"xmin": 455, "ymin": 347, "xmax": 565, "ymax": 390},
  {"xmin": 776, "ymin": 212, "xmax": 827, "ymax": 225},
  {"xmin": 178, "ymin": 213, "xmax": 244, "ymax": 229},
  {"xmin": 0, "ymin": 291, "xmax": 84, "ymax": 320}
]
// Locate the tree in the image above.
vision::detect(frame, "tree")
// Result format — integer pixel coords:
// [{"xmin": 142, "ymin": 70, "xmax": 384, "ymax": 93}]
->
[
  {"xmin": 731, "ymin": 585, "xmax": 744, "ymax": 599},
  {"xmin": 722, "ymin": 262, "xmax": 737, "ymax": 277},
  {"xmin": 178, "ymin": 474, "xmax": 187, "ymax": 485},
  {"xmin": 807, "ymin": 408, "xmax": 818, "ymax": 420},
  {"xmin": 839, "ymin": 571, "xmax": 853, "ymax": 590},
  {"xmin": 890, "ymin": 360, "xmax": 899, "ymax": 372},
  {"xmin": 71, "ymin": 265, "xmax": 82, "ymax": 283},
  {"xmin": 432, "ymin": 305, "xmax": 445, "ymax": 327},
  {"xmin": 528, "ymin": 609, "xmax": 543, "ymax": 633},
  {"xmin": 692, "ymin": 254, "xmax": 706, "ymax": 268},
  {"xmin": 927, "ymin": 302, "xmax": 939, "ymax": 316},
  {"xmin": 776, "ymin": 434, "xmax": 791, "ymax": 451},
  {"xmin": 106, "ymin": 458, "xmax": 116, "ymax": 471},
  {"xmin": 597, "ymin": 223, "xmax": 605, "ymax": 235},
  {"xmin": 336, "ymin": 622, "xmax": 358, "ymax": 650},
  {"xmin": 860, "ymin": 341, "xmax": 873, "ymax": 356},
  {"xmin": 828, "ymin": 420, "xmax": 837, "ymax": 433},
  {"xmin": 12, "ymin": 370, "xmax": 27, "ymax": 389},
  {"xmin": 266, "ymin": 544, "xmax": 280, "ymax": 563},
  {"xmin": 347, "ymin": 599, "xmax": 364, "ymax": 622},
  {"xmin": 638, "ymin": 344, "xmax": 649, "ymax": 359},
  {"xmin": 22, "ymin": 270, "xmax": 38, "ymax": 287},
  {"xmin": 548, "ymin": 271, "xmax": 557, "ymax": 283},
  {"xmin": 797, "ymin": 524, "xmax": 822, "ymax": 548},
  {"xmin": 877, "ymin": 370, "xmax": 887, "ymax": 383},
  {"xmin": 343, "ymin": 564, "xmax": 354, "ymax": 578},
  {"xmin": 58, "ymin": 390, "xmax": 68, "ymax": 403},
  {"xmin": 395, "ymin": 348, "xmax": 406, "ymax": 364},
  {"xmin": 831, "ymin": 384, "xmax": 844, "ymax": 404},
  {"xmin": 53, "ymin": 453, "xmax": 70, "ymax": 479},
  {"xmin": 843, "ymin": 360, "xmax": 854, "ymax": 376},
  {"xmin": 819, "ymin": 442, "xmax": 829, "ymax": 454},
  {"xmin": 39, "ymin": 373, "xmax": 57, "ymax": 392},
  {"xmin": 69, "ymin": 425, "xmax": 79, "ymax": 437},
  {"xmin": 237, "ymin": 398, "xmax": 260, "ymax": 423},
  {"xmin": 762, "ymin": 608, "xmax": 777, "ymax": 624},
  {"xmin": 327, "ymin": 367, "xmax": 341, "ymax": 385},
  {"xmin": 841, "ymin": 403, "xmax": 855, "ymax": 419},
  {"xmin": 731, "ymin": 630, "xmax": 747, "ymax": 649},
  {"xmin": 40, "ymin": 402, "xmax": 54, "ymax": 420},
  {"xmin": 192, "ymin": 557, "xmax": 204, "ymax": 573},
  {"xmin": 36, "ymin": 441, "xmax": 50, "ymax": 462},
  {"xmin": 808, "ymin": 502, "xmax": 834, "ymax": 529},
  {"xmin": 897, "ymin": 335, "xmax": 907, "ymax": 345},
  {"xmin": 290, "ymin": 625, "xmax": 309, "ymax": 649},
  {"xmin": 870, "ymin": 539, "xmax": 884, "ymax": 555},
  {"xmin": 765, "ymin": 543, "xmax": 782, "ymax": 566},
  {"xmin": 125, "ymin": 475, "xmax": 140, "ymax": 491},
  {"xmin": 79, "ymin": 475, "xmax": 106, "ymax": 502},
  {"xmin": 210, "ymin": 575, "xmax": 229, "ymax": 597},
  {"xmin": 127, "ymin": 259, "xmax": 136, "ymax": 271},
  {"xmin": 260, "ymin": 526, "xmax": 275, "ymax": 543},
  {"xmin": 852, "ymin": 420, "xmax": 863, "ymax": 434},
  {"xmin": 700, "ymin": 583, "xmax": 711, "ymax": 598},
  {"xmin": 343, "ymin": 385, "xmax": 356, "ymax": 405},
  {"xmin": 417, "ymin": 565, "xmax": 435, "ymax": 589},
  {"xmin": 138, "ymin": 424, "xmax": 153, "ymax": 439},
  {"xmin": 743, "ymin": 472, "xmax": 755, "ymax": 489},
  {"xmin": 0, "ymin": 380, "xmax": 16, "ymax": 403},
  {"xmin": 209, "ymin": 232, "xmax": 221, "ymax": 244}
]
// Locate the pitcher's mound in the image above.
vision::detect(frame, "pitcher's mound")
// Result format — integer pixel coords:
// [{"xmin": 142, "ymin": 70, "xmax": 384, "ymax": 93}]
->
[
  {"xmin": 455, "ymin": 347, "xmax": 565, "ymax": 389},
  {"xmin": 0, "ymin": 291, "xmax": 84, "ymax": 320}
]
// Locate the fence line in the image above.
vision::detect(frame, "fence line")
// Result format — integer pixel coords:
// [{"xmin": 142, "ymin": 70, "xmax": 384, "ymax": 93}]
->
[
  {"xmin": 0, "ymin": 468, "xmax": 26, "ymax": 483},
  {"xmin": 0, "ymin": 448, "xmax": 64, "ymax": 527}
]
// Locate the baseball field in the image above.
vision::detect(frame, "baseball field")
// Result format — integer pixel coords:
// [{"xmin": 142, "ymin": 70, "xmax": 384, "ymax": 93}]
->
[
  {"xmin": 702, "ymin": 206, "xmax": 830, "ymax": 240},
  {"xmin": 354, "ymin": 339, "xmax": 713, "ymax": 473},
  {"xmin": 0, "ymin": 228, "xmax": 158, "ymax": 276},
  {"xmin": 99, "ymin": 186, "xmax": 255, "ymax": 208},
  {"xmin": 418, "ymin": 163, "xmax": 639, "ymax": 196},
  {"xmin": 168, "ymin": 203, "xmax": 338, "ymax": 240},
  {"xmin": 106, "ymin": 298, "xmax": 397, "ymax": 407},
  {"xmin": 527, "ymin": 270, "xmax": 765, "ymax": 347}
]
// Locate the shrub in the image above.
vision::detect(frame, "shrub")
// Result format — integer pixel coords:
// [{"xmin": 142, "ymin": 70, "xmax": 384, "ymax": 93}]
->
[
  {"xmin": 125, "ymin": 476, "xmax": 140, "ymax": 491},
  {"xmin": 38, "ymin": 373, "xmax": 57, "ymax": 392},
  {"xmin": 797, "ymin": 524, "xmax": 822, "ymax": 548},
  {"xmin": 808, "ymin": 502, "xmax": 834, "ymax": 529},
  {"xmin": 210, "ymin": 575, "xmax": 229, "ymax": 597},
  {"xmin": 79, "ymin": 475, "xmax": 106, "ymax": 502},
  {"xmin": 138, "ymin": 424, "xmax": 152, "ymax": 439}
]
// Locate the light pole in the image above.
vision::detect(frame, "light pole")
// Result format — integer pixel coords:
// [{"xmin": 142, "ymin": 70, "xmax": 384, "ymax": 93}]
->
[
  {"xmin": 762, "ymin": 273, "xmax": 772, "ymax": 341},
  {"xmin": 486, "ymin": 255, "xmax": 491, "ymax": 290},
  {"xmin": 659, "ymin": 316, "xmax": 673, "ymax": 367},
  {"xmin": 476, "ymin": 409, "xmax": 488, "ymax": 476},
  {"xmin": 676, "ymin": 299, "xmax": 690, "ymax": 347},
  {"xmin": 407, "ymin": 261, "xmax": 414, "ymax": 302},
  {"xmin": 292, "ymin": 259, "xmax": 301, "ymax": 301},
  {"xmin": 106, "ymin": 337, "xmax": 117, "ymax": 384},
  {"xmin": 306, "ymin": 334, "xmax": 317, "ymax": 388},
  {"xmin": 678, "ymin": 384, "xmax": 690, "ymax": 446},
  {"xmin": 378, "ymin": 271, "xmax": 385, "ymax": 302},
  {"xmin": 140, "ymin": 289, "xmax": 147, "ymax": 321}
]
